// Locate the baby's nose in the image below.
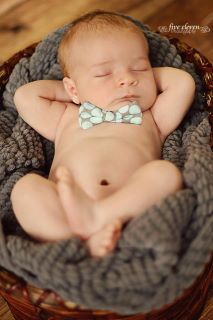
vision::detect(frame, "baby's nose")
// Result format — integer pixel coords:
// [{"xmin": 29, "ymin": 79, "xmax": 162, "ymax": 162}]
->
[{"xmin": 118, "ymin": 73, "xmax": 138, "ymax": 87}]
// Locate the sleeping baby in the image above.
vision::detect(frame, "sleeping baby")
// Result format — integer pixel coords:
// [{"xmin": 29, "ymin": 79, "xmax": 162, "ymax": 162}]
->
[{"xmin": 11, "ymin": 10, "xmax": 195, "ymax": 257}]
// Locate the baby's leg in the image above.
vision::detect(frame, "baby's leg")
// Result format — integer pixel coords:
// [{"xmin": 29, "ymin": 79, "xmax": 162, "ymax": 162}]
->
[
  {"xmin": 56, "ymin": 160, "xmax": 182, "ymax": 257},
  {"xmin": 56, "ymin": 167, "xmax": 123, "ymax": 257},
  {"xmin": 10, "ymin": 173, "xmax": 72, "ymax": 241},
  {"xmin": 11, "ymin": 172, "xmax": 121, "ymax": 257},
  {"xmin": 96, "ymin": 160, "xmax": 183, "ymax": 225}
]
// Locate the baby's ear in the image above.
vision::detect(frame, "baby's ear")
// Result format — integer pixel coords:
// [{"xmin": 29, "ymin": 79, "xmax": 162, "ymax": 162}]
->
[{"xmin": 63, "ymin": 77, "xmax": 80, "ymax": 104}]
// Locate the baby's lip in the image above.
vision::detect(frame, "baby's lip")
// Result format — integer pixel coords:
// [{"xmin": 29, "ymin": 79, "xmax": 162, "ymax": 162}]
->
[
  {"xmin": 110, "ymin": 95, "xmax": 139, "ymax": 108},
  {"xmin": 120, "ymin": 95, "xmax": 139, "ymax": 100}
]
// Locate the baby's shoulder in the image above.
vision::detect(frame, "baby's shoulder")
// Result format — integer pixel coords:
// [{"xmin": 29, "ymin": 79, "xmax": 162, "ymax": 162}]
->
[
  {"xmin": 66, "ymin": 102, "xmax": 79, "ymax": 110},
  {"xmin": 56, "ymin": 102, "xmax": 79, "ymax": 128}
]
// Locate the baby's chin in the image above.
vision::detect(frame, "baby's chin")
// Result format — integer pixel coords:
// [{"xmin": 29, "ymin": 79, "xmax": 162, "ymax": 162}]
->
[
  {"xmin": 106, "ymin": 98, "xmax": 141, "ymax": 111},
  {"xmin": 83, "ymin": 98, "xmax": 147, "ymax": 111}
]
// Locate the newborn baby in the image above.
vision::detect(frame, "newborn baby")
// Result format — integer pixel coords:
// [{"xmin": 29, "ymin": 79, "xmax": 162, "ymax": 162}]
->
[{"xmin": 11, "ymin": 10, "xmax": 195, "ymax": 257}]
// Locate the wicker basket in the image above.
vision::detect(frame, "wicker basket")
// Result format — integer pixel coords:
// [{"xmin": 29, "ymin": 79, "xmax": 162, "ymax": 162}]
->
[{"xmin": 0, "ymin": 34, "xmax": 212, "ymax": 320}]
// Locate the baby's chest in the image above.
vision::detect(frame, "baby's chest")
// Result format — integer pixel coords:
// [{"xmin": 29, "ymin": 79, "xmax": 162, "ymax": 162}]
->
[{"xmin": 56, "ymin": 107, "xmax": 161, "ymax": 153}]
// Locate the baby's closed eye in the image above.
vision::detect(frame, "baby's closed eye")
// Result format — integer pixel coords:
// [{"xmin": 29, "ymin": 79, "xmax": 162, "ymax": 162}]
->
[
  {"xmin": 131, "ymin": 68, "xmax": 147, "ymax": 72},
  {"xmin": 94, "ymin": 72, "xmax": 112, "ymax": 78},
  {"xmin": 130, "ymin": 65, "xmax": 149, "ymax": 72}
]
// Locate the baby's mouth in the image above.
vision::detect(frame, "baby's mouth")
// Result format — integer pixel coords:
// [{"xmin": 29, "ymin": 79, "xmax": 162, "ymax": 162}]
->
[
  {"xmin": 108, "ymin": 95, "xmax": 139, "ymax": 109},
  {"xmin": 120, "ymin": 95, "xmax": 139, "ymax": 101}
]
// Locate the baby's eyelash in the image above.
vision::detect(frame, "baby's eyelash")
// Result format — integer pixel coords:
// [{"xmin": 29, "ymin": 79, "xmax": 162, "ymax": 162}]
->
[
  {"xmin": 94, "ymin": 73, "xmax": 111, "ymax": 78},
  {"xmin": 131, "ymin": 68, "xmax": 147, "ymax": 72}
]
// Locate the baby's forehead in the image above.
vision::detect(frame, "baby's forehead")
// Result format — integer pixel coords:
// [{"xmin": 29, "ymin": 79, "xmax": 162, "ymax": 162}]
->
[
  {"xmin": 65, "ymin": 26, "xmax": 149, "ymax": 74},
  {"xmin": 70, "ymin": 27, "xmax": 148, "ymax": 53},
  {"xmin": 59, "ymin": 17, "xmax": 149, "ymax": 76}
]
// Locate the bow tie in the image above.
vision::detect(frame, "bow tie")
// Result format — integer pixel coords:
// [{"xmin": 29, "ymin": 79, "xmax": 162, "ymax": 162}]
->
[{"xmin": 79, "ymin": 101, "xmax": 142, "ymax": 130}]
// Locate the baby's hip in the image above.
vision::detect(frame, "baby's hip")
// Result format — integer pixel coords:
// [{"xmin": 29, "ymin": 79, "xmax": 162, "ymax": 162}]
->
[
  {"xmin": 50, "ymin": 156, "xmax": 142, "ymax": 200},
  {"xmin": 62, "ymin": 163, "xmax": 132, "ymax": 200},
  {"xmin": 50, "ymin": 139, "xmax": 148, "ymax": 199}
]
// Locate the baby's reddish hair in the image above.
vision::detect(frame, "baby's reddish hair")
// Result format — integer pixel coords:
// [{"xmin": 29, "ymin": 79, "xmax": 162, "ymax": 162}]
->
[{"xmin": 58, "ymin": 10, "xmax": 148, "ymax": 77}]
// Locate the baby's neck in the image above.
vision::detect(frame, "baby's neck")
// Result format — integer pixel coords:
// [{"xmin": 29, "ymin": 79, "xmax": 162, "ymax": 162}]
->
[
  {"xmin": 82, "ymin": 99, "xmax": 139, "ymax": 111},
  {"xmin": 110, "ymin": 99, "xmax": 138, "ymax": 110}
]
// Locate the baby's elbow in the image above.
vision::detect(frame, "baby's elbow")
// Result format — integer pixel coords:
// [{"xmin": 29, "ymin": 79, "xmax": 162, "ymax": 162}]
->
[
  {"xmin": 182, "ymin": 71, "xmax": 196, "ymax": 102},
  {"xmin": 185, "ymin": 71, "xmax": 196, "ymax": 90},
  {"xmin": 14, "ymin": 86, "xmax": 25, "ymax": 111}
]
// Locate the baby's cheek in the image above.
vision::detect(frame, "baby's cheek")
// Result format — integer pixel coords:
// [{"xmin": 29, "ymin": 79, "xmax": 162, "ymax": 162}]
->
[
  {"xmin": 141, "ymin": 81, "xmax": 157, "ymax": 109},
  {"xmin": 148, "ymin": 79, "xmax": 157, "ymax": 100},
  {"xmin": 149, "ymin": 92, "xmax": 157, "ymax": 109},
  {"xmin": 94, "ymin": 85, "xmax": 112, "ymax": 105}
]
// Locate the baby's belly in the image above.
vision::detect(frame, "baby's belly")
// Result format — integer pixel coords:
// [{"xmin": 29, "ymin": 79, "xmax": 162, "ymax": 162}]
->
[{"xmin": 49, "ymin": 137, "xmax": 148, "ymax": 200}]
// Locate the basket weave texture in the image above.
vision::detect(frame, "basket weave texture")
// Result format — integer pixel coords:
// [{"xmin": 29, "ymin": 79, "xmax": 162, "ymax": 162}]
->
[{"xmin": 0, "ymin": 18, "xmax": 212, "ymax": 320}]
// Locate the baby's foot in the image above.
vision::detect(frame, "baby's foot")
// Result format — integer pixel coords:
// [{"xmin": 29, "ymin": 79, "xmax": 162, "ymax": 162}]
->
[
  {"xmin": 86, "ymin": 219, "xmax": 122, "ymax": 257},
  {"xmin": 56, "ymin": 166, "xmax": 102, "ymax": 239}
]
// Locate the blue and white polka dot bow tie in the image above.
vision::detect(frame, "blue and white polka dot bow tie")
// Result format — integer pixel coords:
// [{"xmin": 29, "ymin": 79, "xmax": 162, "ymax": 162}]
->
[{"xmin": 79, "ymin": 101, "xmax": 142, "ymax": 130}]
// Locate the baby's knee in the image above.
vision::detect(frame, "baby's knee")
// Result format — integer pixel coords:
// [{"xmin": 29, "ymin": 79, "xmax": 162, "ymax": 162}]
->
[
  {"xmin": 162, "ymin": 160, "xmax": 183, "ymax": 191},
  {"xmin": 151, "ymin": 160, "xmax": 183, "ymax": 192},
  {"xmin": 11, "ymin": 173, "xmax": 38, "ymax": 202}
]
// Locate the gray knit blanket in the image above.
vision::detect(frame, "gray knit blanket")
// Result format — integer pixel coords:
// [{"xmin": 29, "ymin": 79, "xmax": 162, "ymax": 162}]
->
[{"xmin": 0, "ymin": 16, "xmax": 212, "ymax": 315}]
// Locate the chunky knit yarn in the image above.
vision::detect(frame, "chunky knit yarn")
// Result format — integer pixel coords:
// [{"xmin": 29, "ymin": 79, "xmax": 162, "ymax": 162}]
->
[{"xmin": 0, "ymin": 15, "xmax": 212, "ymax": 315}]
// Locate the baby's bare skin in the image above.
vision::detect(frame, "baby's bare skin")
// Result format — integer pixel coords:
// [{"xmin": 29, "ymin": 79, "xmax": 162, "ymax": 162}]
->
[
  {"xmin": 50, "ymin": 104, "xmax": 162, "ymax": 198},
  {"xmin": 49, "ymin": 103, "xmax": 162, "ymax": 256},
  {"xmin": 11, "ymin": 23, "xmax": 195, "ymax": 257}
]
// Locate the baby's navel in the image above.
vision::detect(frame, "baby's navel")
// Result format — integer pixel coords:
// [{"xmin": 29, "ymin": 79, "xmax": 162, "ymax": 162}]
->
[{"xmin": 100, "ymin": 179, "xmax": 109, "ymax": 186}]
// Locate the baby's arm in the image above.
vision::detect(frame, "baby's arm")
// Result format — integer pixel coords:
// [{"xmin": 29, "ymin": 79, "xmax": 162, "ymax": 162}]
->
[
  {"xmin": 151, "ymin": 67, "xmax": 196, "ymax": 139},
  {"xmin": 14, "ymin": 80, "xmax": 70, "ymax": 141}
]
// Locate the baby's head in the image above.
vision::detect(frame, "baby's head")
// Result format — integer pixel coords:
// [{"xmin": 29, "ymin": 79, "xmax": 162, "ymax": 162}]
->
[{"xmin": 58, "ymin": 10, "xmax": 157, "ymax": 110}]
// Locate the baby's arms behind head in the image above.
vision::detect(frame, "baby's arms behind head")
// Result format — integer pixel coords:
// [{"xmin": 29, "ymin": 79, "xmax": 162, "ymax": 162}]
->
[
  {"xmin": 14, "ymin": 80, "xmax": 70, "ymax": 141},
  {"xmin": 151, "ymin": 67, "xmax": 196, "ymax": 140}
]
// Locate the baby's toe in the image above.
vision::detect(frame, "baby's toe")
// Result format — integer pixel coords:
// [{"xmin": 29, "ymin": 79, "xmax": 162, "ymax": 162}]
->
[
  {"xmin": 86, "ymin": 220, "xmax": 122, "ymax": 258},
  {"xmin": 114, "ymin": 219, "xmax": 122, "ymax": 232},
  {"xmin": 56, "ymin": 166, "xmax": 72, "ymax": 183},
  {"xmin": 55, "ymin": 166, "xmax": 66, "ymax": 179},
  {"xmin": 103, "ymin": 223, "xmax": 121, "ymax": 250}
]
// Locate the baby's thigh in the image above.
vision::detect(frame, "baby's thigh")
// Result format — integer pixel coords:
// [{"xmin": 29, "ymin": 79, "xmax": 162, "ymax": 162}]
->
[
  {"xmin": 10, "ymin": 173, "xmax": 72, "ymax": 240},
  {"xmin": 10, "ymin": 173, "xmax": 51, "ymax": 227},
  {"xmin": 11, "ymin": 173, "xmax": 55, "ymax": 205}
]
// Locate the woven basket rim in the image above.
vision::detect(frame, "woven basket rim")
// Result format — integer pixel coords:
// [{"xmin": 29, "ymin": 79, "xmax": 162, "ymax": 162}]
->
[{"xmin": 0, "ymin": 255, "xmax": 212, "ymax": 318}]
